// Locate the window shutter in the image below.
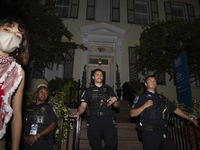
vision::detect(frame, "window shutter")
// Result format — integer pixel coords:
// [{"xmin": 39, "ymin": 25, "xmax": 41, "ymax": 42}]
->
[
  {"xmin": 164, "ymin": 2, "xmax": 173, "ymax": 21},
  {"xmin": 86, "ymin": 0, "xmax": 95, "ymax": 20},
  {"xmin": 112, "ymin": 0, "xmax": 120, "ymax": 22},
  {"xmin": 63, "ymin": 49, "xmax": 75, "ymax": 79},
  {"xmin": 150, "ymin": 0, "xmax": 159, "ymax": 22},
  {"xmin": 186, "ymin": 4, "xmax": 195, "ymax": 23},
  {"xmin": 129, "ymin": 47, "xmax": 138, "ymax": 82},
  {"xmin": 127, "ymin": 0, "xmax": 135, "ymax": 24},
  {"xmin": 70, "ymin": 0, "xmax": 79, "ymax": 19}
]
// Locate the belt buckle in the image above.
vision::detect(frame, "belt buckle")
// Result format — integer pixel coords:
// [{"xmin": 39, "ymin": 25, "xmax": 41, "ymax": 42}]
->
[{"xmin": 100, "ymin": 112, "xmax": 103, "ymax": 116}]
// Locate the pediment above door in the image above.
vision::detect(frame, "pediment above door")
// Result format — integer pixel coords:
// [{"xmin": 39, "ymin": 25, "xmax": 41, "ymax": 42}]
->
[{"xmin": 80, "ymin": 22, "xmax": 126, "ymax": 37}]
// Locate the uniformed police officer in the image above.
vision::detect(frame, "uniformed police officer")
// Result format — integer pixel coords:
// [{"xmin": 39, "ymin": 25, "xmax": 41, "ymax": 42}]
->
[
  {"xmin": 130, "ymin": 75, "xmax": 199, "ymax": 150},
  {"xmin": 74, "ymin": 68, "xmax": 120, "ymax": 150},
  {"xmin": 21, "ymin": 84, "xmax": 57, "ymax": 150}
]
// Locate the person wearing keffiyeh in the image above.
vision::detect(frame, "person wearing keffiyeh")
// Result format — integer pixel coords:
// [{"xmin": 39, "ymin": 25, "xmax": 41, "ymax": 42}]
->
[{"xmin": 0, "ymin": 17, "xmax": 29, "ymax": 150}]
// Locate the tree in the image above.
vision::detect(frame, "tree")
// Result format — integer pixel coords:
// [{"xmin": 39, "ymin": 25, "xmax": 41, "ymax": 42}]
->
[
  {"xmin": 0, "ymin": 0, "xmax": 86, "ymax": 79},
  {"xmin": 135, "ymin": 18, "xmax": 200, "ymax": 82}
]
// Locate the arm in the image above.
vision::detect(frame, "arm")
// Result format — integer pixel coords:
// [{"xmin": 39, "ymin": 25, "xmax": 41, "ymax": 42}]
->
[
  {"xmin": 26, "ymin": 123, "xmax": 57, "ymax": 145},
  {"xmin": 73, "ymin": 102, "xmax": 87, "ymax": 120},
  {"xmin": 130, "ymin": 100, "xmax": 153, "ymax": 117},
  {"xmin": 174, "ymin": 108, "xmax": 199, "ymax": 127},
  {"xmin": 11, "ymin": 70, "xmax": 25, "ymax": 150}
]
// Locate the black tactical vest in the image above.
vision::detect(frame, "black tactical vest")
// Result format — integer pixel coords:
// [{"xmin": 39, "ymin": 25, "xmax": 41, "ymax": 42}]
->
[
  {"xmin": 88, "ymin": 84, "xmax": 112, "ymax": 113},
  {"xmin": 23, "ymin": 102, "xmax": 54, "ymax": 139},
  {"xmin": 140, "ymin": 93, "xmax": 169, "ymax": 125}
]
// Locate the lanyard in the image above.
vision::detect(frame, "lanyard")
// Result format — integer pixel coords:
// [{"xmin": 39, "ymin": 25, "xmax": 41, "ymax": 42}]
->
[{"xmin": 33, "ymin": 106, "xmax": 41, "ymax": 124}]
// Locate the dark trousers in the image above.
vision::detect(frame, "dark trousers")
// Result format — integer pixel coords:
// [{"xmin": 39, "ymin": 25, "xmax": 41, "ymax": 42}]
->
[
  {"xmin": 142, "ymin": 130, "xmax": 177, "ymax": 150},
  {"xmin": 87, "ymin": 116, "xmax": 118, "ymax": 150}
]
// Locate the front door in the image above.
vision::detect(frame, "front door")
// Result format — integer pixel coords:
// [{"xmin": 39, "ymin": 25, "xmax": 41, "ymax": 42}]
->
[{"xmin": 87, "ymin": 56, "xmax": 114, "ymax": 88}]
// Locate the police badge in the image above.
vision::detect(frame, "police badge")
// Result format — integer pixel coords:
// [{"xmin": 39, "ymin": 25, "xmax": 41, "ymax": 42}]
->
[{"xmin": 40, "ymin": 107, "xmax": 45, "ymax": 112}]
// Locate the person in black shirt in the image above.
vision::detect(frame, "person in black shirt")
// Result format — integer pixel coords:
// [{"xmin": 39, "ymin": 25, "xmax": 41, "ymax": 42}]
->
[
  {"xmin": 21, "ymin": 84, "xmax": 57, "ymax": 150},
  {"xmin": 74, "ymin": 69, "xmax": 120, "ymax": 150},
  {"xmin": 130, "ymin": 75, "xmax": 199, "ymax": 150}
]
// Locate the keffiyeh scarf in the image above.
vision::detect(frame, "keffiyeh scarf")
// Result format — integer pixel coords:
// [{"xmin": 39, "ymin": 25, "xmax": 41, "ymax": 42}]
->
[{"xmin": 0, "ymin": 55, "xmax": 22, "ymax": 139}]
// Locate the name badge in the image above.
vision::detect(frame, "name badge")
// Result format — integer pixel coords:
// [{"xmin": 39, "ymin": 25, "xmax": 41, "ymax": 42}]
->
[{"xmin": 29, "ymin": 124, "xmax": 38, "ymax": 135}]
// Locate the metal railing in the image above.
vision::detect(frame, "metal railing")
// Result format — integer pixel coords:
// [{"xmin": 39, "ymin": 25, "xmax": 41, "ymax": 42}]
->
[
  {"xmin": 57, "ymin": 111, "xmax": 82, "ymax": 150},
  {"xmin": 168, "ymin": 113, "xmax": 200, "ymax": 150}
]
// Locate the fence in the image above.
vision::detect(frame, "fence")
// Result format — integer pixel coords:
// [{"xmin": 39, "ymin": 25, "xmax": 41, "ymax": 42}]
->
[
  {"xmin": 168, "ymin": 113, "xmax": 200, "ymax": 150},
  {"xmin": 57, "ymin": 111, "xmax": 82, "ymax": 150}
]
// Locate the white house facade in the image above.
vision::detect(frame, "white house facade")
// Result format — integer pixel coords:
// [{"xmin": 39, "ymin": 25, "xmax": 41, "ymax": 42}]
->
[{"xmin": 25, "ymin": 0, "xmax": 200, "ymax": 101}]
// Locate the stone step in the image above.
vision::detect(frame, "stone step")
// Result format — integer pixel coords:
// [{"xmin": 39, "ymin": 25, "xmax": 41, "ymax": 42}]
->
[
  {"xmin": 78, "ymin": 100, "xmax": 143, "ymax": 150},
  {"xmin": 79, "ymin": 140, "xmax": 143, "ymax": 150}
]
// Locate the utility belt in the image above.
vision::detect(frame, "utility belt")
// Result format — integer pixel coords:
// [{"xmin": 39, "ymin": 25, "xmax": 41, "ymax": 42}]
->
[
  {"xmin": 90, "ymin": 111, "xmax": 115, "ymax": 117},
  {"xmin": 142, "ymin": 124, "xmax": 167, "ymax": 131}
]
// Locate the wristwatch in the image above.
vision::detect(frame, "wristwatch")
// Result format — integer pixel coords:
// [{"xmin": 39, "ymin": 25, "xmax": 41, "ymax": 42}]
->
[{"xmin": 76, "ymin": 112, "xmax": 80, "ymax": 115}]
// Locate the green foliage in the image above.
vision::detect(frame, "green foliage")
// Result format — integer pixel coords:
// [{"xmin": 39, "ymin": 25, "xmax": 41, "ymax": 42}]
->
[
  {"xmin": 128, "ymin": 81, "xmax": 145, "ymax": 97},
  {"xmin": 135, "ymin": 18, "xmax": 200, "ymax": 82},
  {"xmin": 0, "ymin": 0, "xmax": 87, "ymax": 74},
  {"xmin": 48, "ymin": 91, "xmax": 72, "ymax": 144},
  {"xmin": 171, "ymin": 97, "xmax": 200, "ymax": 119},
  {"xmin": 81, "ymin": 65, "xmax": 87, "ymax": 88},
  {"xmin": 47, "ymin": 77, "xmax": 71, "ymax": 93},
  {"xmin": 115, "ymin": 64, "xmax": 121, "ymax": 89},
  {"xmin": 61, "ymin": 80, "xmax": 78, "ymax": 104}
]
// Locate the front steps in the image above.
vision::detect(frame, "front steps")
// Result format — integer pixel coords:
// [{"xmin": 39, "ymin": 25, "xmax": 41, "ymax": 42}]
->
[{"xmin": 79, "ymin": 100, "xmax": 143, "ymax": 150}]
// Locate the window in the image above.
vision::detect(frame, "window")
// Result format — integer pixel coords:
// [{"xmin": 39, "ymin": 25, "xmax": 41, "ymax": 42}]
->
[
  {"xmin": 55, "ymin": 0, "xmax": 79, "ymax": 19},
  {"xmin": 86, "ymin": 0, "xmax": 120, "ymax": 22},
  {"xmin": 164, "ymin": 2, "xmax": 195, "ymax": 23},
  {"xmin": 63, "ymin": 48, "xmax": 75, "ymax": 79},
  {"xmin": 127, "ymin": 0, "xmax": 157, "ymax": 25},
  {"xmin": 172, "ymin": 4, "xmax": 186, "ymax": 21},
  {"xmin": 32, "ymin": 68, "xmax": 44, "ymax": 79},
  {"xmin": 129, "ymin": 47, "xmax": 138, "ymax": 82},
  {"xmin": 135, "ymin": 0, "xmax": 149, "ymax": 25}
]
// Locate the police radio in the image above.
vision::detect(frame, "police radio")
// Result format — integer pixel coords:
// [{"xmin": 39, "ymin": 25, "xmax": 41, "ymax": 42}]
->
[{"xmin": 162, "ymin": 99, "xmax": 170, "ymax": 121}]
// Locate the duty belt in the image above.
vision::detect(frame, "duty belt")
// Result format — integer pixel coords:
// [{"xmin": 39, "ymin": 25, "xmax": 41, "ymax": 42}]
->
[
  {"xmin": 90, "ymin": 111, "xmax": 113, "ymax": 116},
  {"xmin": 142, "ymin": 124, "xmax": 167, "ymax": 131}
]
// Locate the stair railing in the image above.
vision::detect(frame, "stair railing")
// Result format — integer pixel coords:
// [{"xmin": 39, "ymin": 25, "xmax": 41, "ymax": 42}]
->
[
  {"xmin": 57, "ymin": 111, "xmax": 82, "ymax": 150},
  {"xmin": 168, "ymin": 113, "xmax": 199, "ymax": 150}
]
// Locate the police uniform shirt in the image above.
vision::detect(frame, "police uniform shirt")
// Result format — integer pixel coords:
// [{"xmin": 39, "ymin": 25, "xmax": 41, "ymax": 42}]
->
[
  {"xmin": 81, "ymin": 84, "xmax": 117, "ymax": 112},
  {"xmin": 132, "ymin": 90, "xmax": 177, "ymax": 125},
  {"xmin": 23, "ymin": 102, "xmax": 57, "ymax": 134},
  {"xmin": 31, "ymin": 102, "xmax": 57, "ymax": 124}
]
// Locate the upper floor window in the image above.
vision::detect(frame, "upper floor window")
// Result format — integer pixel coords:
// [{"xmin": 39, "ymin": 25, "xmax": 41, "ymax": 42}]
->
[
  {"xmin": 172, "ymin": 4, "xmax": 186, "ymax": 21},
  {"xmin": 86, "ymin": 0, "xmax": 120, "ymax": 22},
  {"xmin": 55, "ymin": 0, "xmax": 79, "ymax": 19},
  {"xmin": 164, "ymin": 2, "xmax": 195, "ymax": 23},
  {"xmin": 135, "ymin": 0, "xmax": 150, "ymax": 25},
  {"xmin": 127, "ymin": 0, "xmax": 158, "ymax": 25}
]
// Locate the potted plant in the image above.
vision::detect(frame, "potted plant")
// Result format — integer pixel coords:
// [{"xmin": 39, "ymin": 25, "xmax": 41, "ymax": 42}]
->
[{"xmin": 115, "ymin": 64, "xmax": 122, "ymax": 100}]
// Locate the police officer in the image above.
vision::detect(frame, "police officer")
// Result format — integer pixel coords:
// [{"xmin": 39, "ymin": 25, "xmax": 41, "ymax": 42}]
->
[
  {"xmin": 74, "ymin": 68, "xmax": 120, "ymax": 150},
  {"xmin": 21, "ymin": 84, "xmax": 57, "ymax": 150},
  {"xmin": 130, "ymin": 75, "xmax": 199, "ymax": 150}
]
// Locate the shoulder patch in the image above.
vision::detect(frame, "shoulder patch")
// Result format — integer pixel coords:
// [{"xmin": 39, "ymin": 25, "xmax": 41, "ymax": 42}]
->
[
  {"xmin": 159, "ymin": 95, "xmax": 162, "ymax": 99},
  {"xmin": 134, "ymin": 96, "xmax": 139, "ymax": 104}
]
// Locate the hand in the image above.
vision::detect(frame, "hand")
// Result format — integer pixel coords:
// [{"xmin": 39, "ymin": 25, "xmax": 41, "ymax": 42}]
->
[
  {"xmin": 26, "ymin": 135, "xmax": 37, "ymax": 145},
  {"xmin": 191, "ymin": 119, "xmax": 200, "ymax": 128},
  {"xmin": 144, "ymin": 100, "xmax": 153, "ymax": 108},
  {"xmin": 73, "ymin": 114, "xmax": 80, "ymax": 121},
  {"xmin": 107, "ymin": 97, "xmax": 117, "ymax": 106}
]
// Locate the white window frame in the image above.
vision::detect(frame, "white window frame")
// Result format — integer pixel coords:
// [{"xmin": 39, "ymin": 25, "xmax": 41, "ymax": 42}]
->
[{"xmin": 135, "ymin": 0, "xmax": 150, "ymax": 25}]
